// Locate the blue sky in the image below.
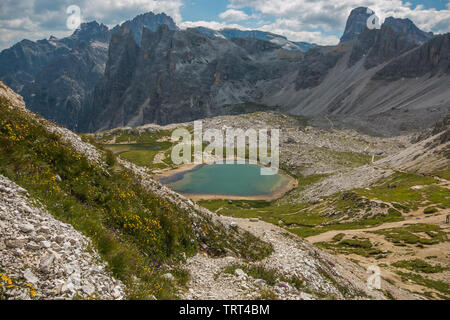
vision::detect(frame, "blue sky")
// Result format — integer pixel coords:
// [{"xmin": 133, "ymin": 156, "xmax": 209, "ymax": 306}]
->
[
  {"xmin": 0, "ymin": 0, "xmax": 449, "ymax": 49},
  {"xmin": 181, "ymin": 0, "xmax": 449, "ymax": 21},
  {"xmin": 409, "ymin": 0, "xmax": 448, "ymax": 9},
  {"xmin": 179, "ymin": 0, "xmax": 450, "ymax": 45},
  {"xmin": 181, "ymin": 0, "xmax": 229, "ymax": 21}
]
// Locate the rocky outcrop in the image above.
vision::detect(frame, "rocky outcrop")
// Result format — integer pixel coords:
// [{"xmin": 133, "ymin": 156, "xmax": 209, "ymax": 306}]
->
[
  {"xmin": 111, "ymin": 12, "xmax": 178, "ymax": 45},
  {"xmin": 0, "ymin": 175, "xmax": 125, "ymax": 300},
  {"xmin": 0, "ymin": 21, "xmax": 110, "ymax": 130},
  {"xmin": 181, "ymin": 216, "xmax": 418, "ymax": 300},
  {"xmin": 0, "ymin": 13, "xmax": 178, "ymax": 131},
  {"xmin": 0, "ymin": 81, "xmax": 26, "ymax": 110},
  {"xmin": 384, "ymin": 17, "xmax": 433, "ymax": 45},
  {"xmin": 85, "ymin": 25, "xmax": 302, "ymax": 131},
  {"xmin": 340, "ymin": 7, "xmax": 373, "ymax": 43},
  {"xmin": 19, "ymin": 40, "xmax": 109, "ymax": 131},
  {"xmin": 375, "ymin": 123, "xmax": 450, "ymax": 174},
  {"xmin": 432, "ymin": 115, "xmax": 450, "ymax": 144},
  {"xmin": 60, "ymin": 21, "xmax": 111, "ymax": 47},
  {"xmin": 295, "ymin": 46, "xmax": 344, "ymax": 89},
  {"xmin": 343, "ymin": 10, "xmax": 431, "ymax": 67},
  {"xmin": 374, "ymin": 33, "xmax": 450, "ymax": 80},
  {"xmin": 349, "ymin": 24, "xmax": 417, "ymax": 69}
]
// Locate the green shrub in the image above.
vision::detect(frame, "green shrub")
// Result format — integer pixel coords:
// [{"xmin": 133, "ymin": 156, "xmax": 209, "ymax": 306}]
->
[
  {"xmin": 423, "ymin": 207, "xmax": 438, "ymax": 214},
  {"xmin": 317, "ymin": 238, "xmax": 383, "ymax": 258},
  {"xmin": 387, "ymin": 208, "xmax": 402, "ymax": 217},
  {"xmin": 105, "ymin": 150, "xmax": 116, "ymax": 167},
  {"xmin": 392, "ymin": 259, "xmax": 446, "ymax": 273},
  {"xmin": 396, "ymin": 271, "xmax": 450, "ymax": 296},
  {"xmin": 373, "ymin": 224, "xmax": 448, "ymax": 246},
  {"xmin": 332, "ymin": 233, "xmax": 345, "ymax": 242},
  {"xmin": 245, "ymin": 265, "xmax": 279, "ymax": 286},
  {"xmin": 256, "ymin": 288, "xmax": 278, "ymax": 300},
  {"xmin": 340, "ymin": 238, "xmax": 372, "ymax": 249},
  {"xmin": 392, "ymin": 203, "xmax": 410, "ymax": 213}
]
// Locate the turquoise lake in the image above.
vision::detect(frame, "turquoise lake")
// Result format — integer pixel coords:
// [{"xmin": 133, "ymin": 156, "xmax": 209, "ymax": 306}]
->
[{"xmin": 160, "ymin": 163, "xmax": 292, "ymax": 198}]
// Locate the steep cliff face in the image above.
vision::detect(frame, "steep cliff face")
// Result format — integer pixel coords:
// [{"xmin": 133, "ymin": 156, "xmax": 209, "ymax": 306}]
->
[
  {"xmin": 0, "ymin": 38, "xmax": 70, "ymax": 92},
  {"xmin": 0, "ymin": 22, "xmax": 110, "ymax": 130},
  {"xmin": 0, "ymin": 13, "xmax": 178, "ymax": 131},
  {"xmin": 383, "ymin": 17, "xmax": 433, "ymax": 45},
  {"xmin": 86, "ymin": 8, "xmax": 450, "ymax": 133},
  {"xmin": 345, "ymin": 11, "xmax": 433, "ymax": 68},
  {"xmin": 111, "ymin": 12, "xmax": 178, "ymax": 45},
  {"xmin": 61, "ymin": 21, "xmax": 111, "ymax": 47},
  {"xmin": 340, "ymin": 7, "xmax": 373, "ymax": 43},
  {"xmin": 349, "ymin": 24, "xmax": 417, "ymax": 69},
  {"xmin": 85, "ymin": 25, "xmax": 302, "ymax": 131},
  {"xmin": 295, "ymin": 46, "xmax": 344, "ymax": 90},
  {"xmin": 374, "ymin": 33, "xmax": 450, "ymax": 80},
  {"xmin": 20, "ymin": 40, "xmax": 109, "ymax": 131},
  {"xmin": 83, "ymin": 26, "xmax": 140, "ymax": 131}
]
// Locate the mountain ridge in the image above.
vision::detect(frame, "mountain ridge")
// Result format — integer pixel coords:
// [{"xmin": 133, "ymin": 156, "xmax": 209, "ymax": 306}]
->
[
  {"xmin": 196, "ymin": 26, "xmax": 316, "ymax": 52},
  {"xmin": 86, "ymin": 14, "xmax": 449, "ymax": 133},
  {"xmin": 0, "ymin": 9, "xmax": 448, "ymax": 134}
]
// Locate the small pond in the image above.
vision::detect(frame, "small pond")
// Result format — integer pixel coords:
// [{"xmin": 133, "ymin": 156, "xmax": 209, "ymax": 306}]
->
[{"xmin": 159, "ymin": 163, "xmax": 294, "ymax": 200}]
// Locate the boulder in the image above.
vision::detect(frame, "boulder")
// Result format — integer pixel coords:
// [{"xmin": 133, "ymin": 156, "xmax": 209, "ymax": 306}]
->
[
  {"xmin": 163, "ymin": 273, "xmax": 175, "ymax": 281},
  {"xmin": 82, "ymin": 283, "xmax": 96, "ymax": 296},
  {"xmin": 23, "ymin": 269, "xmax": 39, "ymax": 284},
  {"xmin": 19, "ymin": 223, "xmax": 34, "ymax": 233},
  {"xmin": 235, "ymin": 269, "xmax": 247, "ymax": 279},
  {"xmin": 39, "ymin": 253, "xmax": 55, "ymax": 273},
  {"xmin": 5, "ymin": 239, "xmax": 26, "ymax": 248}
]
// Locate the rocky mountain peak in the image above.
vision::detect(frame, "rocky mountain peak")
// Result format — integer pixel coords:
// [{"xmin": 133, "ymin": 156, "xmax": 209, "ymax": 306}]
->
[
  {"xmin": 383, "ymin": 17, "xmax": 433, "ymax": 44},
  {"xmin": 67, "ymin": 21, "xmax": 111, "ymax": 45},
  {"xmin": 340, "ymin": 7, "xmax": 374, "ymax": 43},
  {"xmin": 111, "ymin": 11, "xmax": 178, "ymax": 45},
  {"xmin": 348, "ymin": 21, "xmax": 419, "ymax": 69}
]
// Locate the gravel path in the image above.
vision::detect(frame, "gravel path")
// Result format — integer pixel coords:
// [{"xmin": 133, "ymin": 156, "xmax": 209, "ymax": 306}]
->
[
  {"xmin": 180, "ymin": 216, "xmax": 419, "ymax": 300},
  {"xmin": 307, "ymin": 208, "xmax": 450, "ymax": 244}
]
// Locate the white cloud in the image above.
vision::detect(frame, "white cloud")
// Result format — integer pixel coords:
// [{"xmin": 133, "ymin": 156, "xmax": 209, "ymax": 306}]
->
[
  {"xmin": 180, "ymin": 16, "xmax": 340, "ymax": 45},
  {"xmin": 180, "ymin": 20, "xmax": 249, "ymax": 31},
  {"xmin": 259, "ymin": 23, "xmax": 340, "ymax": 45},
  {"xmin": 1, "ymin": 0, "xmax": 449, "ymax": 50},
  {"xmin": 228, "ymin": 0, "xmax": 450, "ymax": 44},
  {"xmin": 219, "ymin": 9, "xmax": 249, "ymax": 22},
  {"xmin": 81, "ymin": 0, "xmax": 183, "ymax": 24},
  {"xmin": 0, "ymin": 0, "xmax": 183, "ymax": 50}
]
